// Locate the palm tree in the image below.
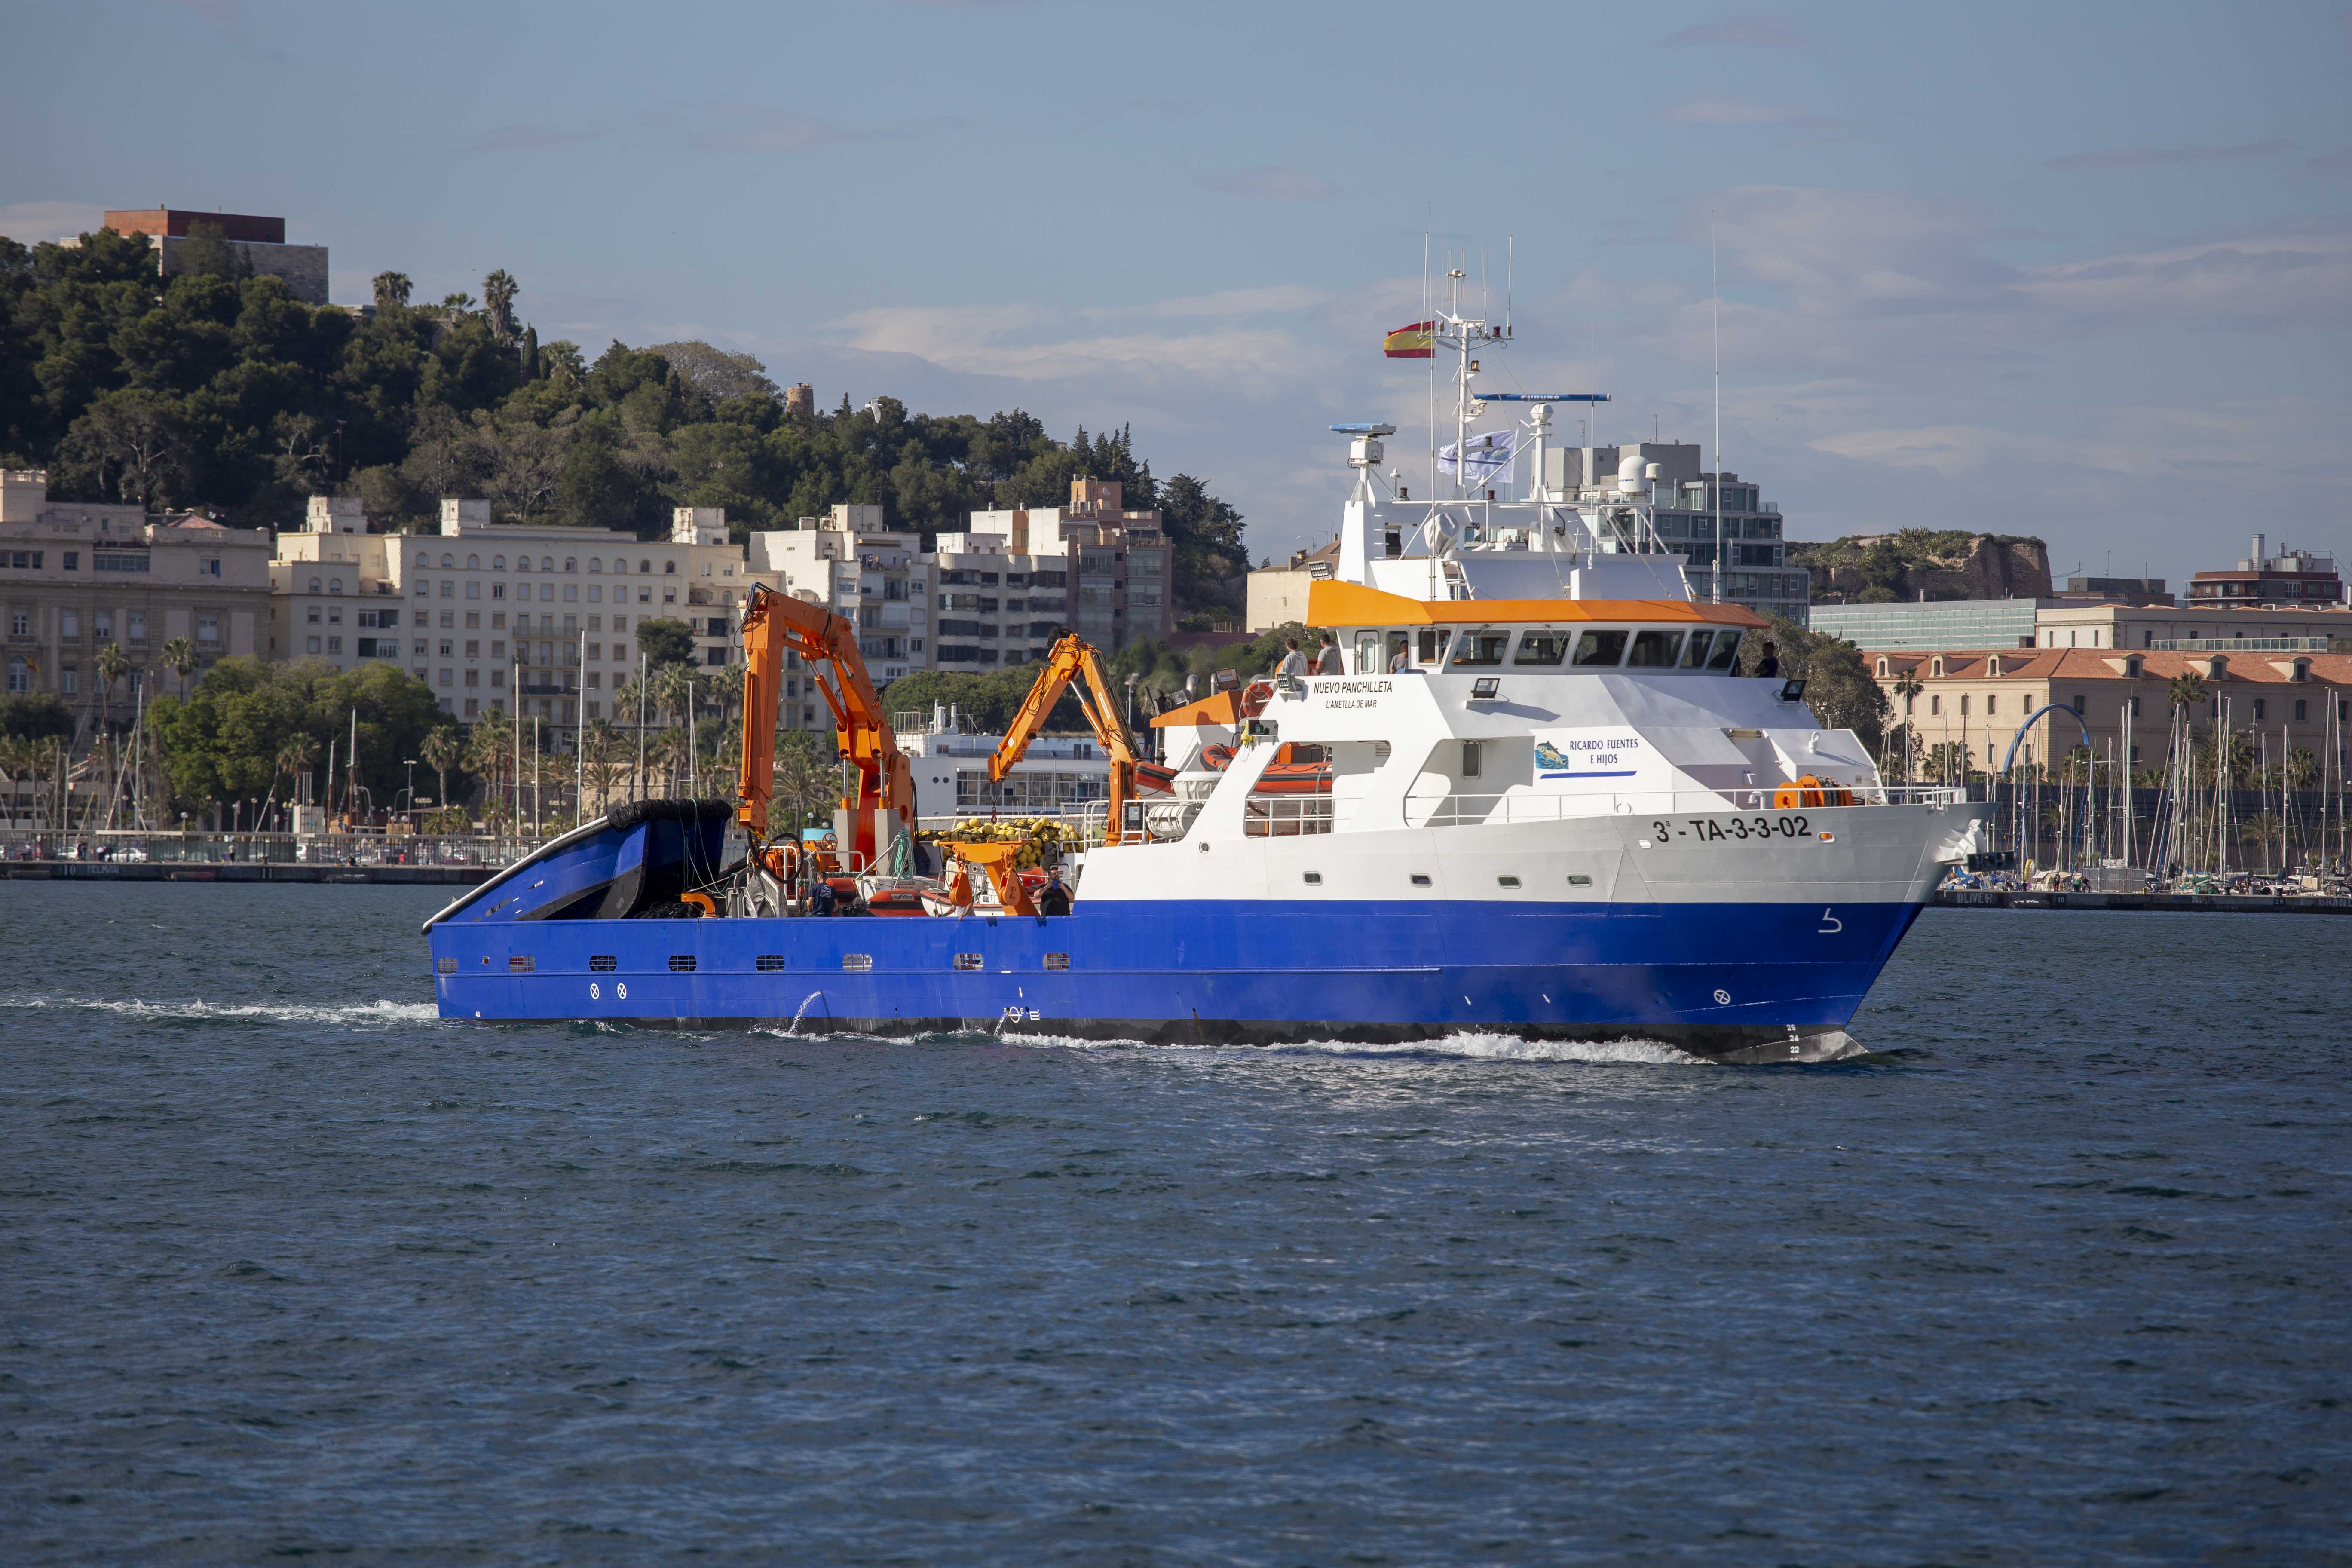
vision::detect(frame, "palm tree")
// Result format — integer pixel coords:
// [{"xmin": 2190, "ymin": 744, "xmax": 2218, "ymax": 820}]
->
[
  {"xmin": 652, "ymin": 662, "xmax": 699, "ymax": 731},
  {"xmin": 481, "ymin": 270, "xmax": 520, "ymax": 343},
  {"xmin": 0, "ymin": 735, "xmax": 32, "ymax": 829},
  {"xmin": 420, "ymin": 727, "xmax": 461, "ymax": 814},
  {"xmin": 2168, "ymin": 671, "xmax": 2206, "ymax": 718},
  {"xmin": 93, "ymin": 641, "xmax": 131, "ymax": 736},
  {"xmin": 463, "ymin": 710, "xmax": 514, "ymax": 822},
  {"xmin": 1886, "ymin": 669, "xmax": 1925, "ymax": 780},
  {"xmin": 160, "ymin": 636, "xmax": 198, "ymax": 699},
  {"xmin": 251, "ymin": 733, "xmax": 317, "ymax": 833},
  {"xmin": 578, "ymin": 718, "xmax": 626, "ymax": 815}
]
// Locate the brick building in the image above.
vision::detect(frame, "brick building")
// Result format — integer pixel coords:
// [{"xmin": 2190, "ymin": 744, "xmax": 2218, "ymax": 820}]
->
[{"xmin": 103, "ymin": 207, "xmax": 329, "ymax": 306}]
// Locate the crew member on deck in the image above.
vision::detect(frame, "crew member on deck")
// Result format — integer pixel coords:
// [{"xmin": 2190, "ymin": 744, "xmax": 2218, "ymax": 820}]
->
[
  {"xmin": 1038, "ymin": 868, "xmax": 1071, "ymax": 917},
  {"xmin": 1275, "ymin": 638, "xmax": 1308, "ymax": 679},
  {"xmin": 1314, "ymin": 633, "xmax": 1343, "ymax": 674},
  {"xmin": 1756, "ymin": 641, "xmax": 1780, "ymax": 679}
]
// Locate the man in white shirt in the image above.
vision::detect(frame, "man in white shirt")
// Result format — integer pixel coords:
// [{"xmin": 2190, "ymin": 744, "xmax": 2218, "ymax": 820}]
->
[{"xmin": 1274, "ymin": 637, "xmax": 1308, "ymax": 679}]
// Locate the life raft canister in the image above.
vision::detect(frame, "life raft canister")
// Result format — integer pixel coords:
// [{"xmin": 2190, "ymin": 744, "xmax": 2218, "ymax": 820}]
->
[{"xmin": 1771, "ymin": 774, "xmax": 1854, "ymax": 809}]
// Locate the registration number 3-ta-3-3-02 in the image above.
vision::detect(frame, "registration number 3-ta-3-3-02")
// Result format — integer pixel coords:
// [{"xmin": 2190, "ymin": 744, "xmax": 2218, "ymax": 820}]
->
[{"xmin": 1654, "ymin": 815, "xmax": 1813, "ymax": 843}]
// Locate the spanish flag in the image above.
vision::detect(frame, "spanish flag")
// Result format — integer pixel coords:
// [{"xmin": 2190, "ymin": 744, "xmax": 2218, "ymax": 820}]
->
[{"xmin": 1382, "ymin": 320, "xmax": 1434, "ymax": 359}]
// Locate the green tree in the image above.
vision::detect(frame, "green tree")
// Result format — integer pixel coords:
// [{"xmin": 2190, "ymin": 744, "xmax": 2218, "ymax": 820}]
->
[
  {"xmin": 372, "ymin": 271, "xmax": 412, "ymax": 310},
  {"xmin": 148, "ymin": 658, "xmax": 450, "ymax": 810},
  {"xmin": 634, "ymin": 617, "xmax": 697, "ymax": 669},
  {"xmin": 1740, "ymin": 612, "xmax": 1891, "ymax": 751},
  {"xmin": 0, "ymin": 692, "xmax": 74, "ymax": 741}
]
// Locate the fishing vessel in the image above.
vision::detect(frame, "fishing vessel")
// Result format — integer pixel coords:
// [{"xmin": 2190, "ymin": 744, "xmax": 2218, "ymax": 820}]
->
[{"xmin": 423, "ymin": 273, "xmax": 1985, "ymax": 1061}]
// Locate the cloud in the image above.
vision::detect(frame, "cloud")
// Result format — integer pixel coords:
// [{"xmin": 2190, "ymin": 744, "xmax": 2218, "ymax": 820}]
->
[
  {"xmin": 1197, "ymin": 166, "xmax": 1338, "ymax": 200},
  {"xmin": 158, "ymin": 0, "xmax": 239, "ymax": 28},
  {"xmin": 1095, "ymin": 285, "xmax": 1333, "ymax": 320},
  {"xmin": 1659, "ymin": 14, "xmax": 1807, "ymax": 47},
  {"xmin": 835, "ymin": 300, "xmax": 1316, "ymax": 383},
  {"xmin": 2311, "ymin": 147, "xmax": 2352, "ymax": 175},
  {"xmin": 1660, "ymin": 97, "xmax": 1803, "ymax": 125},
  {"xmin": 0, "ymin": 200, "xmax": 107, "ymax": 245},
  {"xmin": 465, "ymin": 123, "xmax": 611, "ymax": 153},
  {"xmin": 678, "ymin": 107, "xmax": 864, "ymax": 154},
  {"xmin": 464, "ymin": 105, "xmax": 890, "ymax": 156},
  {"xmin": 2046, "ymin": 139, "xmax": 2291, "ymax": 171},
  {"xmin": 2019, "ymin": 225, "xmax": 2352, "ymax": 332}
]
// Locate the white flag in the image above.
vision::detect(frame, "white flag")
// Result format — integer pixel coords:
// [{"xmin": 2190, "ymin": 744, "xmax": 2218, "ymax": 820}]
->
[{"xmin": 1438, "ymin": 429, "xmax": 1517, "ymax": 487}]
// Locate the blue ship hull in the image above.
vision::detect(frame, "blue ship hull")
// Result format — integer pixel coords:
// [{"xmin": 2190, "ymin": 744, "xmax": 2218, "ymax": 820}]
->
[{"xmin": 427, "ymin": 896, "xmax": 1924, "ymax": 1061}]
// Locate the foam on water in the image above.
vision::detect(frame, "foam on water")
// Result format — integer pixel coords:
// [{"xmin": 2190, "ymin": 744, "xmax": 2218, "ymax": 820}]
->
[
  {"xmin": 1, "ymin": 994, "xmax": 444, "ymax": 1028},
  {"xmin": 991, "ymin": 1027, "xmax": 1707, "ymax": 1064}
]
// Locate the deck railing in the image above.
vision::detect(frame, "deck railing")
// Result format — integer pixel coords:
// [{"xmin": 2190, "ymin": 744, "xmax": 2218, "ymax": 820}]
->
[{"xmin": 1403, "ymin": 783, "xmax": 1968, "ymax": 829}]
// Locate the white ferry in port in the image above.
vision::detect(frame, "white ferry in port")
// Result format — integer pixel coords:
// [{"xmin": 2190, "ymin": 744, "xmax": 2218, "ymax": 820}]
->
[{"xmin": 424, "ymin": 276, "xmax": 1987, "ymax": 1062}]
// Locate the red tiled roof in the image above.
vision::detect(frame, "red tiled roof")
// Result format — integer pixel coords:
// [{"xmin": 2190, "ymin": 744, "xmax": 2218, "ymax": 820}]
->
[{"xmin": 1866, "ymin": 648, "xmax": 2352, "ymax": 684}]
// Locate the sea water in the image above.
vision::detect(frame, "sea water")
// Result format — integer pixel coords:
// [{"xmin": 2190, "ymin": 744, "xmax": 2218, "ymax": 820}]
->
[{"xmin": 3, "ymin": 885, "xmax": 2348, "ymax": 1564}]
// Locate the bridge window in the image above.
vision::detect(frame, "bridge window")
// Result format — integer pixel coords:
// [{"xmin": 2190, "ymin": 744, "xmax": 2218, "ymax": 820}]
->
[
  {"xmin": 1513, "ymin": 630, "xmax": 1570, "ymax": 666},
  {"xmin": 1449, "ymin": 629, "xmax": 1509, "ymax": 668},
  {"xmin": 1627, "ymin": 629, "xmax": 1685, "ymax": 668},
  {"xmin": 1571, "ymin": 629, "xmax": 1628, "ymax": 668},
  {"xmin": 1706, "ymin": 631, "xmax": 1741, "ymax": 671}
]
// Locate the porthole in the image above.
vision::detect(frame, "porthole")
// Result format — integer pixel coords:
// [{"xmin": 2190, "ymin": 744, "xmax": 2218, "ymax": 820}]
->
[
  {"xmin": 1410, "ymin": 874, "xmax": 1431, "ymax": 887},
  {"xmin": 668, "ymin": 954, "xmax": 696, "ymax": 972},
  {"xmin": 590, "ymin": 954, "xmax": 617, "ymax": 971},
  {"xmin": 843, "ymin": 954, "xmax": 873, "ymax": 972},
  {"xmin": 755, "ymin": 955, "xmax": 786, "ymax": 971},
  {"xmin": 1302, "ymin": 872, "xmax": 1322, "ymax": 885},
  {"xmin": 1566, "ymin": 874, "xmax": 1594, "ymax": 887},
  {"xmin": 1498, "ymin": 875, "xmax": 1520, "ymax": 888}
]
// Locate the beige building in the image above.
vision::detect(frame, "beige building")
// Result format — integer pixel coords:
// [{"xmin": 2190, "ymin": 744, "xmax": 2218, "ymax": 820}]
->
[
  {"xmin": 0, "ymin": 470, "xmax": 271, "ymax": 715},
  {"xmin": 1246, "ymin": 539, "xmax": 1338, "ymax": 631},
  {"xmin": 957, "ymin": 480, "xmax": 1173, "ymax": 650},
  {"xmin": 744, "ymin": 504, "xmax": 927, "ymax": 704},
  {"xmin": 270, "ymin": 497, "xmax": 752, "ymax": 740},
  {"xmin": 1871, "ymin": 646, "xmax": 2352, "ymax": 774}
]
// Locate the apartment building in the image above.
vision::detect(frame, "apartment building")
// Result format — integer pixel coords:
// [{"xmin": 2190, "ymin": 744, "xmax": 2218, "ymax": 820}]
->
[
  {"xmin": 2187, "ymin": 534, "xmax": 2344, "ymax": 609},
  {"xmin": 0, "ymin": 469, "xmax": 271, "ymax": 709},
  {"xmin": 744, "ymin": 504, "xmax": 928, "ymax": 731},
  {"xmin": 957, "ymin": 480, "xmax": 1174, "ymax": 654},
  {"xmin": 271, "ymin": 498, "xmax": 751, "ymax": 741}
]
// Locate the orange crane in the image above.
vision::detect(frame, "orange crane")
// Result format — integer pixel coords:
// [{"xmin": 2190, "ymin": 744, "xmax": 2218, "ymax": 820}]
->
[
  {"xmin": 987, "ymin": 633, "xmax": 1169, "ymax": 845},
  {"xmin": 736, "ymin": 582, "xmax": 914, "ymax": 870}
]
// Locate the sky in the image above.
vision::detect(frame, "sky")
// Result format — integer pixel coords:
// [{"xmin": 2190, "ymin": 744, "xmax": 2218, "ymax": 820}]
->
[{"xmin": 5, "ymin": 0, "xmax": 2349, "ymax": 586}]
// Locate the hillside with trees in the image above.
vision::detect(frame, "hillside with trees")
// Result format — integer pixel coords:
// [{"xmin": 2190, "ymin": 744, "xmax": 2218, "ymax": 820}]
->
[
  {"xmin": 1789, "ymin": 529, "xmax": 2052, "ymax": 605},
  {"xmin": 0, "ymin": 226, "xmax": 1250, "ymax": 615}
]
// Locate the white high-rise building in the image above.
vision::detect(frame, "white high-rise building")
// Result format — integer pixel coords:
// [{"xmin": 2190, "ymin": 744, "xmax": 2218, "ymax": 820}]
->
[{"xmin": 270, "ymin": 499, "xmax": 752, "ymax": 743}]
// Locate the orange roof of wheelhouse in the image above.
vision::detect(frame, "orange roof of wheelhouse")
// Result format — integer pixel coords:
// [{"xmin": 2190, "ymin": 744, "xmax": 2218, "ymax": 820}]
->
[
  {"xmin": 1305, "ymin": 580, "xmax": 1769, "ymax": 629},
  {"xmin": 1149, "ymin": 689, "xmax": 1244, "ymax": 730}
]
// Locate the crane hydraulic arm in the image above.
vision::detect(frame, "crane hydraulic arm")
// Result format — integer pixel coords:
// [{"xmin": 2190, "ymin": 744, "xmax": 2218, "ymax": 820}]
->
[
  {"xmin": 988, "ymin": 633, "xmax": 1163, "ymax": 845},
  {"xmin": 737, "ymin": 582, "xmax": 915, "ymax": 868}
]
